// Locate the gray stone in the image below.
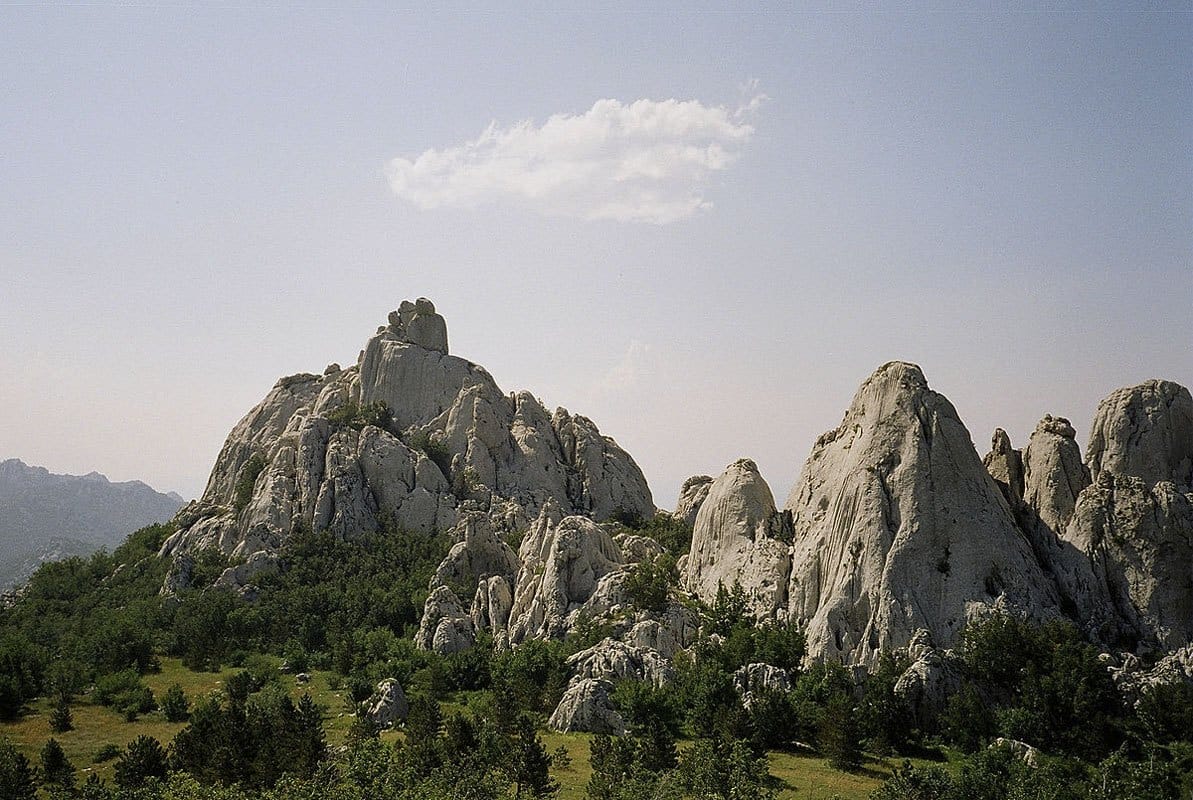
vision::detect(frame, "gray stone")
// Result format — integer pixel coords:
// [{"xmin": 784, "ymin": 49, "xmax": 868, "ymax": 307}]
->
[
  {"xmin": 365, "ymin": 679, "xmax": 409, "ymax": 729},
  {"xmin": 784, "ymin": 362, "xmax": 1060, "ymax": 667},
  {"xmin": 683, "ymin": 459, "xmax": 791, "ymax": 619},
  {"xmin": 547, "ymin": 678, "xmax": 625, "ymax": 735}
]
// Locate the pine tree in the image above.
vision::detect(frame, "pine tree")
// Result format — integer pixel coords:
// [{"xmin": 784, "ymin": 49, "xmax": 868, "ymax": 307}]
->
[
  {"xmin": 821, "ymin": 693, "xmax": 863, "ymax": 772},
  {"xmin": 161, "ymin": 683, "xmax": 189, "ymax": 722},
  {"xmin": 508, "ymin": 714, "xmax": 558, "ymax": 798},
  {"xmin": 0, "ymin": 738, "xmax": 37, "ymax": 800},
  {"xmin": 49, "ymin": 699, "xmax": 73, "ymax": 733},
  {"xmin": 114, "ymin": 735, "xmax": 168, "ymax": 788},
  {"xmin": 40, "ymin": 737, "xmax": 76, "ymax": 790}
]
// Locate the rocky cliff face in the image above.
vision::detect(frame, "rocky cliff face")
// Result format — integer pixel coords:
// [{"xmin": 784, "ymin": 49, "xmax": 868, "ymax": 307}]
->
[
  {"xmin": 682, "ymin": 459, "xmax": 791, "ymax": 618},
  {"xmin": 161, "ymin": 299, "xmax": 654, "ymax": 588},
  {"xmin": 782, "ymin": 362, "xmax": 1061, "ymax": 666},
  {"xmin": 677, "ymin": 363, "xmax": 1192, "ymax": 671}
]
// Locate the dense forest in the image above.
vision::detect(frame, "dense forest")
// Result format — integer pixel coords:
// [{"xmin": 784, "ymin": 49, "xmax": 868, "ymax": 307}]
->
[{"xmin": 1, "ymin": 518, "xmax": 1191, "ymax": 799}]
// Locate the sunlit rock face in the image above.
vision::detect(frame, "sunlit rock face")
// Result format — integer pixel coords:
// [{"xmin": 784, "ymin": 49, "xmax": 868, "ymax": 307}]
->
[
  {"xmin": 682, "ymin": 459, "xmax": 791, "ymax": 619},
  {"xmin": 783, "ymin": 362, "xmax": 1061, "ymax": 667},
  {"xmin": 161, "ymin": 299, "xmax": 654, "ymax": 592}
]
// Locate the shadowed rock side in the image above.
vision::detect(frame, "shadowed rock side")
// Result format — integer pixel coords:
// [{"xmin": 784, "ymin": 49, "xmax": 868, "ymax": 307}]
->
[
  {"xmin": 672, "ymin": 475, "xmax": 713, "ymax": 527},
  {"xmin": 783, "ymin": 361, "xmax": 1061, "ymax": 666},
  {"xmin": 161, "ymin": 299, "xmax": 653, "ymax": 590}
]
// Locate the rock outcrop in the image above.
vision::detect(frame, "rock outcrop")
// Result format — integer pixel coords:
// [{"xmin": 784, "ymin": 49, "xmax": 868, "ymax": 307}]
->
[
  {"xmin": 784, "ymin": 362, "xmax": 1061, "ymax": 666},
  {"xmin": 893, "ymin": 630, "xmax": 962, "ymax": 727},
  {"xmin": 507, "ymin": 512, "xmax": 626, "ymax": 644},
  {"xmin": 160, "ymin": 300, "xmax": 654, "ymax": 583},
  {"xmin": 673, "ymin": 475, "xmax": 713, "ymax": 527},
  {"xmin": 364, "ymin": 678, "xmax": 409, "ymax": 729},
  {"xmin": 1023, "ymin": 416, "xmax": 1089, "ymax": 534},
  {"xmin": 414, "ymin": 586, "xmax": 476, "ymax": 655},
  {"xmin": 733, "ymin": 663, "xmax": 791, "ymax": 708},
  {"xmin": 1063, "ymin": 474, "xmax": 1193, "ymax": 651},
  {"xmin": 1086, "ymin": 380, "xmax": 1193, "ymax": 489},
  {"xmin": 683, "ymin": 459, "xmax": 792, "ymax": 618},
  {"xmin": 566, "ymin": 638, "xmax": 673, "ymax": 687},
  {"xmin": 548, "ymin": 678, "xmax": 625, "ymax": 735}
]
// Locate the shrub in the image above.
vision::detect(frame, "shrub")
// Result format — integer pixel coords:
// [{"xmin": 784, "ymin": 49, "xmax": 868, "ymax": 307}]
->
[
  {"xmin": 623, "ymin": 554, "xmax": 676, "ymax": 613},
  {"xmin": 93, "ymin": 743, "xmax": 121, "ymax": 763},
  {"xmin": 233, "ymin": 453, "xmax": 268, "ymax": 512},
  {"xmin": 93, "ymin": 670, "xmax": 156, "ymax": 720}
]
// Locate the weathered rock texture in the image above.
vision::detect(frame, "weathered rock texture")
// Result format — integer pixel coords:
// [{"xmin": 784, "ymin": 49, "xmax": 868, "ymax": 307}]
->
[
  {"xmin": 548, "ymin": 678, "xmax": 624, "ymax": 735},
  {"xmin": 160, "ymin": 300, "xmax": 653, "ymax": 581},
  {"xmin": 783, "ymin": 362, "xmax": 1061, "ymax": 666},
  {"xmin": 364, "ymin": 679, "xmax": 409, "ymax": 729},
  {"xmin": 683, "ymin": 459, "xmax": 792, "ymax": 618},
  {"xmin": 1086, "ymin": 381, "xmax": 1193, "ymax": 489},
  {"xmin": 673, "ymin": 475, "xmax": 713, "ymax": 527}
]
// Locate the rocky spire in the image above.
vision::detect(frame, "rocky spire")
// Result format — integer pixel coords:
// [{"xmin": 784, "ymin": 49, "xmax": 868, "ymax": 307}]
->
[{"xmin": 784, "ymin": 362, "xmax": 1060, "ymax": 666}]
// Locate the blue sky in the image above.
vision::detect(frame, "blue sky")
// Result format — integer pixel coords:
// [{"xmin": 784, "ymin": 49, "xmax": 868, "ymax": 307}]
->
[{"xmin": 2, "ymin": 9, "xmax": 1190, "ymax": 506}]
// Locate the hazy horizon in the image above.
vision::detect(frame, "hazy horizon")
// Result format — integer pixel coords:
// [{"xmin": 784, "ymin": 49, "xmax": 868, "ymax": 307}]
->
[{"xmin": 3, "ymin": 9, "xmax": 1190, "ymax": 508}]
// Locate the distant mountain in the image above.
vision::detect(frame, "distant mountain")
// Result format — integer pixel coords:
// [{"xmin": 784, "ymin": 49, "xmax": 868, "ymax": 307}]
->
[{"xmin": 0, "ymin": 458, "xmax": 184, "ymax": 587}]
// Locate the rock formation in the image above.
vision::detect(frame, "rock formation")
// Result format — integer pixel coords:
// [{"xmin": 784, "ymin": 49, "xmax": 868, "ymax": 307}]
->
[
  {"xmin": 682, "ymin": 459, "xmax": 792, "ymax": 618},
  {"xmin": 507, "ymin": 511, "xmax": 626, "ymax": 644},
  {"xmin": 414, "ymin": 586, "xmax": 476, "ymax": 655},
  {"xmin": 673, "ymin": 475, "xmax": 713, "ymax": 527},
  {"xmin": 566, "ymin": 638, "xmax": 673, "ymax": 687},
  {"xmin": 364, "ymin": 678, "xmax": 409, "ymax": 729},
  {"xmin": 1086, "ymin": 380, "xmax": 1193, "ymax": 489},
  {"xmin": 784, "ymin": 362, "xmax": 1061, "ymax": 666},
  {"xmin": 160, "ymin": 300, "xmax": 654, "ymax": 581},
  {"xmin": 547, "ymin": 678, "xmax": 624, "ymax": 735},
  {"xmin": 733, "ymin": 663, "xmax": 791, "ymax": 708}
]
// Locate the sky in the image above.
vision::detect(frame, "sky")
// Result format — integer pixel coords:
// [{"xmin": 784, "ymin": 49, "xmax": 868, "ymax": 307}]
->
[{"xmin": 2, "ymin": 8, "xmax": 1190, "ymax": 509}]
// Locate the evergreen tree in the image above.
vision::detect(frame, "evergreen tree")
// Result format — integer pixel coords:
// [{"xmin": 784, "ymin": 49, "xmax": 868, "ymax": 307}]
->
[
  {"xmin": 820, "ymin": 692, "xmax": 863, "ymax": 772},
  {"xmin": 40, "ymin": 737, "xmax": 76, "ymax": 790},
  {"xmin": 161, "ymin": 682, "xmax": 189, "ymax": 722},
  {"xmin": 0, "ymin": 738, "xmax": 36, "ymax": 800},
  {"xmin": 49, "ymin": 699, "xmax": 73, "ymax": 733},
  {"xmin": 507, "ymin": 714, "xmax": 558, "ymax": 798},
  {"xmin": 114, "ymin": 735, "xmax": 168, "ymax": 788}
]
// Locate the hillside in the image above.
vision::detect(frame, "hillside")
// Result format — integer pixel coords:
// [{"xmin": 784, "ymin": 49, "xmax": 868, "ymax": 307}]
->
[{"xmin": 0, "ymin": 459, "xmax": 183, "ymax": 588}]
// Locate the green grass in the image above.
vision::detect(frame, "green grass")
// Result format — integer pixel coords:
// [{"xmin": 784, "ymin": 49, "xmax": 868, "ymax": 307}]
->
[{"xmin": 0, "ymin": 659, "xmax": 928, "ymax": 799}]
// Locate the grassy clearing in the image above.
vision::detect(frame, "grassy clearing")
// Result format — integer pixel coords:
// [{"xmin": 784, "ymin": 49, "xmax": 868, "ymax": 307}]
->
[{"xmin": 0, "ymin": 659, "xmax": 921, "ymax": 798}]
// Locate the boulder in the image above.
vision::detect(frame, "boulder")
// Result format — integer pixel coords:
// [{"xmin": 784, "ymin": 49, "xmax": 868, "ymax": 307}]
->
[
  {"xmin": 733, "ymin": 663, "xmax": 791, "ymax": 708},
  {"xmin": 893, "ymin": 631, "xmax": 963, "ymax": 728},
  {"xmin": 415, "ymin": 586, "xmax": 476, "ymax": 654},
  {"xmin": 566, "ymin": 638, "xmax": 673, "ymax": 687},
  {"xmin": 364, "ymin": 679, "xmax": 409, "ymax": 729},
  {"xmin": 547, "ymin": 678, "xmax": 625, "ymax": 735},
  {"xmin": 990, "ymin": 738, "xmax": 1040, "ymax": 768},
  {"xmin": 1110, "ymin": 645, "xmax": 1193, "ymax": 706}
]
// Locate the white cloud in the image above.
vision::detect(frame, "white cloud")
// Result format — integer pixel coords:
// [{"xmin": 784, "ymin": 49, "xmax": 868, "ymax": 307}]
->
[{"xmin": 385, "ymin": 95, "xmax": 762, "ymax": 224}]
